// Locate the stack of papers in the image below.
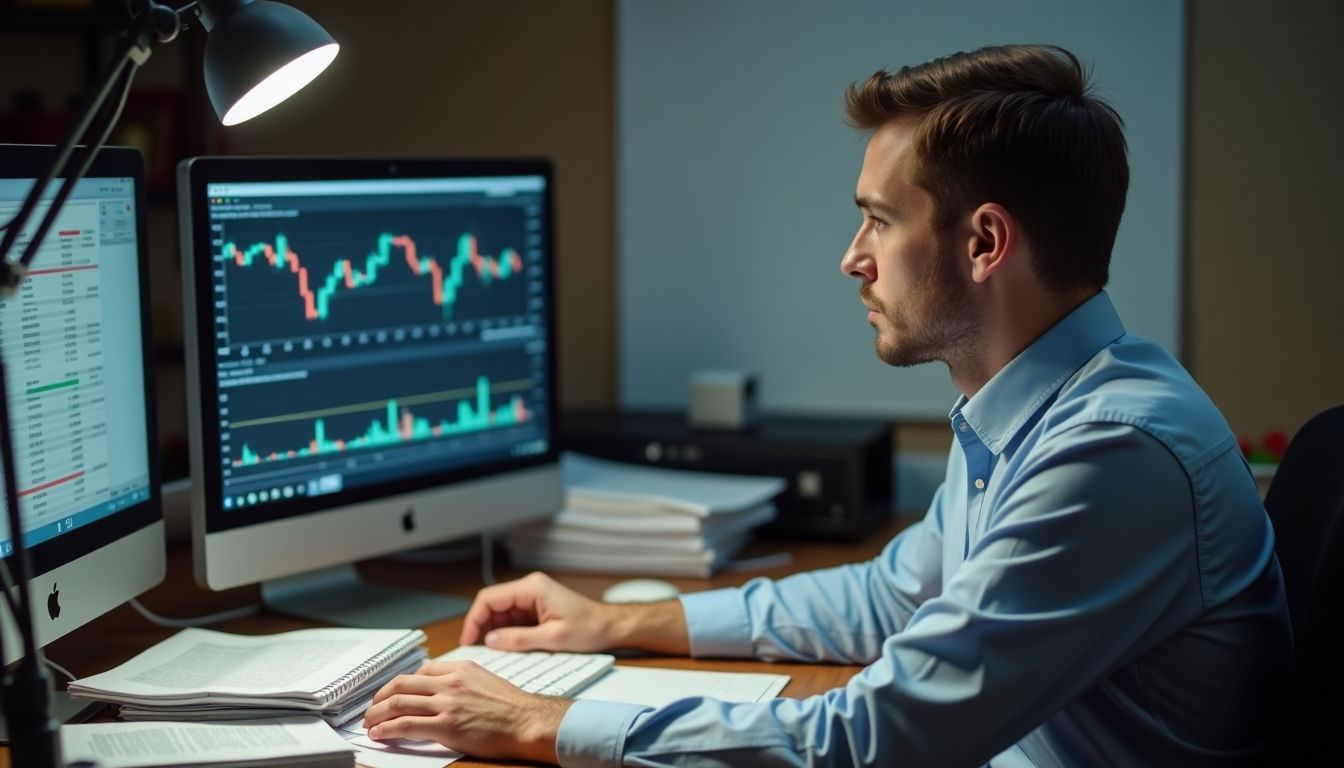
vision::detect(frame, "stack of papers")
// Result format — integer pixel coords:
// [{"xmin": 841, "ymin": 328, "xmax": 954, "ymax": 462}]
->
[
  {"xmin": 68, "ymin": 627, "xmax": 428, "ymax": 727},
  {"xmin": 61, "ymin": 717, "xmax": 356, "ymax": 768},
  {"xmin": 506, "ymin": 453, "xmax": 785, "ymax": 577}
]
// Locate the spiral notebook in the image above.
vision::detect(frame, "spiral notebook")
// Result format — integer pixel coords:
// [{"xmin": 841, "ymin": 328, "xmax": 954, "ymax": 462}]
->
[{"xmin": 68, "ymin": 626, "xmax": 427, "ymax": 725}]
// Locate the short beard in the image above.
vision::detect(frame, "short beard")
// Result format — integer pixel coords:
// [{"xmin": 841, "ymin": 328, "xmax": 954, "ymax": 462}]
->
[{"xmin": 865, "ymin": 234, "xmax": 980, "ymax": 368}]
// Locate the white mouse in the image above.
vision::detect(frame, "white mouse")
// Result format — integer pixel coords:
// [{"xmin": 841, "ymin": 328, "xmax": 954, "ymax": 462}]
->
[{"xmin": 602, "ymin": 578, "xmax": 681, "ymax": 604}]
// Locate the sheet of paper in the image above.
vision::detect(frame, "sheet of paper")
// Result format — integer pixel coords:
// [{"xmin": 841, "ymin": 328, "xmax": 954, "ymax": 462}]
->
[
  {"xmin": 60, "ymin": 716, "xmax": 355, "ymax": 767},
  {"xmin": 576, "ymin": 665, "xmax": 789, "ymax": 708},
  {"xmin": 520, "ymin": 503, "xmax": 776, "ymax": 543},
  {"xmin": 345, "ymin": 733, "xmax": 460, "ymax": 768},
  {"xmin": 339, "ymin": 722, "xmax": 460, "ymax": 768},
  {"xmin": 351, "ymin": 740, "xmax": 460, "ymax": 768},
  {"xmin": 565, "ymin": 453, "xmax": 785, "ymax": 516}
]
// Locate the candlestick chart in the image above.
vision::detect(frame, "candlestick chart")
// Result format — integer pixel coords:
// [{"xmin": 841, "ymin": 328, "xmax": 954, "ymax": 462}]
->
[{"xmin": 216, "ymin": 204, "xmax": 533, "ymax": 345}]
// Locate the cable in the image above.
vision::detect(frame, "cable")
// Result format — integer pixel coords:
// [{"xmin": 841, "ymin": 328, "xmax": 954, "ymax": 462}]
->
[
  {"xmin": 0, "ymin": 553, "xmax": 21, "ymax": 622},
  {"xmin": 129, "ymin": 598, "xmax": 263, "ymax": 628},
  {"xmin": 43, "ymin": 657, "xmax": 76, "ymax": 684},
  {"xmin": 480, "ymin": 530, "xmax": 497, "ymax": 586}
]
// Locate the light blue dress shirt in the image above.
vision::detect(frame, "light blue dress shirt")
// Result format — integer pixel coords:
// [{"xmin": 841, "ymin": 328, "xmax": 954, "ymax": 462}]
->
[{"xmin": 556, "ymin": 291, "xmax": 1291, "ymax": 767}]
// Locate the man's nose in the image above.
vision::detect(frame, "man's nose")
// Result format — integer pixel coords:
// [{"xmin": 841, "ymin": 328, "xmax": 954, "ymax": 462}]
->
[{"xmin": 840, "ymin": 241, "xmax": 874, "ymax": 281}]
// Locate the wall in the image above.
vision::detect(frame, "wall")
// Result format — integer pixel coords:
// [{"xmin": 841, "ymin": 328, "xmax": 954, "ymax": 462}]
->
[
  {"xmin": 616, "ymin": 0, "xmax": 1185, "ymax": 420},
  {"xmin": 1185, "ymin": 0, "xmax": 1344, "ymax": 441}
]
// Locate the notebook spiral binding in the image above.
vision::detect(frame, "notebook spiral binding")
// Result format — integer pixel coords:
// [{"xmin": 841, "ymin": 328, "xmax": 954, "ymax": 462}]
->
[{"xmin": 318, "ymin": 629, "xmax": 426, "ymax": 704}]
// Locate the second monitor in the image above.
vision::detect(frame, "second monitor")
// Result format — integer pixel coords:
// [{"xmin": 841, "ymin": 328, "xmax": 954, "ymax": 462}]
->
[{"xmin": 178, "ymin": 157, "xmax": 561, "ymax": 627}]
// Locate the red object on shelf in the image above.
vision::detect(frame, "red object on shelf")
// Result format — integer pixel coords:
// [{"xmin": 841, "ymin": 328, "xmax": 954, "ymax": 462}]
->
[{"xmin": 1262, "ymin": 429, "xmax": 1289, "ymax": 461}]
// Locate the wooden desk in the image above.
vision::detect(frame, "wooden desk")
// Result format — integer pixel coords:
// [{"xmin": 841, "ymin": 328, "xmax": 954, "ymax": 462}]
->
[{"xmin": 5, "ymin": 516, "xmax": 909, "ymax": 767}]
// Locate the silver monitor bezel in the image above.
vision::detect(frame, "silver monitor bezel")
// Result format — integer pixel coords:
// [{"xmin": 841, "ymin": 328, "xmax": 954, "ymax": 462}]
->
[
  {"xmin": 177, "ymin": 156, "xmax": 562, "ymax": 592},
  {"xmin": 0, "ymin": 144, "xmax": 165, "ymax": 662}
]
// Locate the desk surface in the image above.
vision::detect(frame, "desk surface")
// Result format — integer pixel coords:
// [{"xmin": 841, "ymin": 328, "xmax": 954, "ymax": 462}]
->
[{"xmin": 7, "ymin": 516, "xmax": 908, "ymax": 768}]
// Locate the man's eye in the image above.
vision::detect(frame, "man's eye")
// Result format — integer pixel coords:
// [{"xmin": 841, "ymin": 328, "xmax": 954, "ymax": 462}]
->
[{"xmin": 866, "ymin": 214, "xmax": 886, "ymax": 228}]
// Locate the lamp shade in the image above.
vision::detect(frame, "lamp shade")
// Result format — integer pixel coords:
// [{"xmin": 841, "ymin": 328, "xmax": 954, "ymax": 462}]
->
[{"xmin": 201, "ymin": 0, "xmax": 339, "ymax": 126}]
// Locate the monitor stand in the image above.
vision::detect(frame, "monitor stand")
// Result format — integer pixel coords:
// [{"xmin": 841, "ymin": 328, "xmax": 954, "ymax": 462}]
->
[
  {"xmin": 261, "ymin": 565, "xmax": 471, "ymax": 628},
  {"xmin": 0, "ymin": 688, "xmax": 103, "ymax": 743}
]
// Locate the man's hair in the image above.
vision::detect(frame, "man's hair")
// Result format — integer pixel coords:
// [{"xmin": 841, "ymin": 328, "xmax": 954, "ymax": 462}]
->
[{"xmin": 845, "ymin": 44, "xmax": 1128, "ymax": 292}]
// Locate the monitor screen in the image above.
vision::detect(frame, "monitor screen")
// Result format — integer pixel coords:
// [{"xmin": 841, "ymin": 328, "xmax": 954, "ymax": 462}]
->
[
  {"xmin": 179, "ymin": 157, "xmax": 561, "ymax": 625},
  {"xmin": 0, "ymin": 145, "xmax": 163, "ymax": 663}
]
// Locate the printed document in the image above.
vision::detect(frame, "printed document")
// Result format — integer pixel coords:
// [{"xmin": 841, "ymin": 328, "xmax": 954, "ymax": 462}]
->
[{"xmin": 60, "ymin": 716, "xmax": 355, "ymax": 767}]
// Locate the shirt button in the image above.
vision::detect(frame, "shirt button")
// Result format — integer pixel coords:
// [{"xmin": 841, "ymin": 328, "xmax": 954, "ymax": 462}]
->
[
  {"xmin": 975, "ymin": 478, "xmax": 985, "ymax": 490},
  {"xmin": 959, "ymin": 422, "xmax": 969, "ymax": 432}
]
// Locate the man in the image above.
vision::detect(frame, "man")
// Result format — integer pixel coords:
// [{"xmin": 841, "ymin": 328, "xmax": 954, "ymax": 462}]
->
[{"xmin": 363, "ymin": 44, "xmax": 1291, "ymax": 766}]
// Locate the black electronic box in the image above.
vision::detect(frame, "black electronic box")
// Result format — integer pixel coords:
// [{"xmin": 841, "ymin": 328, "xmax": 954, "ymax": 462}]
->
[{"xmin": 561, "ymin": 410, "xmax": 895, "ymax": 540}]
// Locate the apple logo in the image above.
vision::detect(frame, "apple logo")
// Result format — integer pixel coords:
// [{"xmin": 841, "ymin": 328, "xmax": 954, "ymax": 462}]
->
[
  {"xmin": 401, "ymin": 508, "xmax": 416, "ymax": 533},
  {"xmin": 47, "ymin": 583, "xmax": 60, "ymax": 620}
]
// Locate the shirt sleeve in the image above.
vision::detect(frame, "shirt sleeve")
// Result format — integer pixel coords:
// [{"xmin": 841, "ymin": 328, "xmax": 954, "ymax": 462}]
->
[
  {"xmin": 681, "ymin": 483, "xmax": 949, "ymax": 664},
  {"xmin": 556, "ymin": 423, "xmax": 1205, "ymax": 767}
]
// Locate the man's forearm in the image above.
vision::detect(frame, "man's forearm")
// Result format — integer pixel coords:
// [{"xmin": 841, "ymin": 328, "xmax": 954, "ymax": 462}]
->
[{"xmin": 604, "ymin": 600, "xmax": 690, "ymax": 655}]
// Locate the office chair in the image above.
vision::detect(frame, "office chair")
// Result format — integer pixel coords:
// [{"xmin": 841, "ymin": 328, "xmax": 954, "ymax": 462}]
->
[{"xmin": 1262, "ymin": 405, "xmax": 1344, "ymax": 765}]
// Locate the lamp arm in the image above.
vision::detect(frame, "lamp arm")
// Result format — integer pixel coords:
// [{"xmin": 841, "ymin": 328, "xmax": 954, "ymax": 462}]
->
[
  {"xmin": 0, "ymin": 0, "xmax": 183, "ymax": 296},
  {"xmin": 0, "ymin": 361, "xmax": 61, "ymax": 768},
  {"xmin": 0, "ymin": 64, "xmax": 136, "ymax": 649},
  {"xmin": 0, "ymin": 5, "xmax": 187, "ymax": 768},
  {"xmin": 0, "ymin": 0, "xmax": 157, "ymax": 635}
]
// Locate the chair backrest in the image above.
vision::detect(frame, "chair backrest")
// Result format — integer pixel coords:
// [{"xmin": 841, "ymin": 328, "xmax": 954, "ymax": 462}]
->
[{"xmin": 1262, "ymin": 404, "xmax": 1344, "ymax": 765}]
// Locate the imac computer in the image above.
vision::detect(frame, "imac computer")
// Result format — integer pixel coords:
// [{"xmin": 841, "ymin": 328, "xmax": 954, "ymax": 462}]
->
[
  {"xmin": 0, "ymin": 145, "xmax": 164, "ymax": 719},
  {"xmin": 178, "ymin": 157, "xmax": 562, "ymax": 627}
]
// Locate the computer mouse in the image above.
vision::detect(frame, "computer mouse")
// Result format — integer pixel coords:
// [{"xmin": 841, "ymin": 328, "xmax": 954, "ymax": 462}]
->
[{"xmin": 601, "ymin": 578, "xmax": 681, "ymax": 604}]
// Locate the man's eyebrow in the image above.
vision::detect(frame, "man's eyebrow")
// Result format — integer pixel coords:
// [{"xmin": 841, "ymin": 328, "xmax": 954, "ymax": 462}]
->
[{"xmin": 855, "ymin": 195, "xmax": 895, "ymax": 214}]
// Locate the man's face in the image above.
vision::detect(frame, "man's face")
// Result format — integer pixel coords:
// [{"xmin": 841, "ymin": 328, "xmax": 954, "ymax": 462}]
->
[{"xmin": 840, "ymin": 120, "xmax": 979, "ymax": 367}]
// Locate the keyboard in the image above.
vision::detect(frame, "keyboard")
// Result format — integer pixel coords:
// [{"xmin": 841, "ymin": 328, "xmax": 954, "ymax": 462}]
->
[{"xmin": 438, "ymin": 646, "xmax": 616, "ymax": 697}]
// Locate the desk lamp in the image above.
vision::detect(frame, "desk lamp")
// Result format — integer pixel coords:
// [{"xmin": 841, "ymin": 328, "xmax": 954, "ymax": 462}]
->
[{"xmin": 0, "ymin": 2, "xmax": 338, "ymax": 765}]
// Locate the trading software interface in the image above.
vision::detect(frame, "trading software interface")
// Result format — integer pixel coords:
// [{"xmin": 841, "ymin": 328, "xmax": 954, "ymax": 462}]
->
[
  {"xmin": 0, "ymin": 176, "xmax": 152, "ymax": 554},
  {"xmin": 203, "ymin": 175, "xmax": 551, "ymax": 513}
]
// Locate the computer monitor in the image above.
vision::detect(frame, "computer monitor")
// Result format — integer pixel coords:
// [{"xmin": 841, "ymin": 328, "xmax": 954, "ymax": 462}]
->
[
  {"xmin": 0, "ymin": 146, "xmax": 164, "ymax": 671},
  {"xmin": 178, "ymin": 157, "xmax": 562, "ymax": 627}
]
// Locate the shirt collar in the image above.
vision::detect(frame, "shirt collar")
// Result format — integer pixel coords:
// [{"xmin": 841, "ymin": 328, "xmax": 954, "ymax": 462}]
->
[{"xmin": 949, "ymin": 290, "xmax": 1127, "ymax": 455}]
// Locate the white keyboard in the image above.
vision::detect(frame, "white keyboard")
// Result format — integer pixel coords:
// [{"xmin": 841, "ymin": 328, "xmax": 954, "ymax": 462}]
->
[{"xmin": 438, "ymin": 646, "xmax": 616, "ymax": 697}]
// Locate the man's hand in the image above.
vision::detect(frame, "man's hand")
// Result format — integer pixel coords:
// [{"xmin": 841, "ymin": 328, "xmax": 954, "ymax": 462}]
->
[
  {"xmin": 461, "ymin": 571, "xmax": 692, "ymax": 655},
  {"xmin": 459, "ymin": 571, "xmax": 617, "ymax": 652},
  {"xmin": 363, "ymin": 660, "xmax": 571, "ymax": 763}
]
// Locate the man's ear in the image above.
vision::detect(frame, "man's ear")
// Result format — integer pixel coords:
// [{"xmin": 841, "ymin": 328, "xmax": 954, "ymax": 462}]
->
[{"xmin": 967, "ymin": 203, "xmax": 1015, "ymax": 284}]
